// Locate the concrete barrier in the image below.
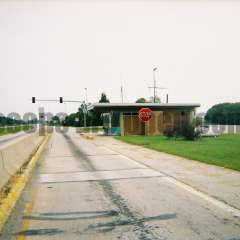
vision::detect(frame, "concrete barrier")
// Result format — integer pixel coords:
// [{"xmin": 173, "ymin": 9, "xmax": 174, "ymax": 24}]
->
[
  {"xmin": 0, "ymin": 133, "xmax": 43, "ymax": 191},
  {"xmin": 0, "ymin": 151, "xmax": 10, "ymax": 191}
]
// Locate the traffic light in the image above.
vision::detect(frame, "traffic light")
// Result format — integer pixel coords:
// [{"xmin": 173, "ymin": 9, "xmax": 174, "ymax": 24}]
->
[
  {"xmin": 59, "ymin": 97, "xmax": 63, "ymax": 103},
  {"xmin": 32, "ymin": 97, "xmax": 35, "ymax": 103}
]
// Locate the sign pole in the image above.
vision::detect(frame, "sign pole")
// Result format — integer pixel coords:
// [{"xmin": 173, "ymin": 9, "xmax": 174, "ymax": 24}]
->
[
  {"xmin": 144, "ymin": 122, "xmax": 147, "ymax": 145},
  {"xmin": 138, "ymin": 107, "xmax": 152, "ymax": 145}
]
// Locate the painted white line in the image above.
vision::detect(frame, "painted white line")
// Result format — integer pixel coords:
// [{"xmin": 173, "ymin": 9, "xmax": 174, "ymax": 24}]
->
[{"xmin": 165, "ymin": 177, "xmax": 240, "ymax": 217}]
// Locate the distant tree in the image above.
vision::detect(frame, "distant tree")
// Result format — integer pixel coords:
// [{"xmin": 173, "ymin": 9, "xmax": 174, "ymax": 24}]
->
[
  {"xmin": 64, "ymin": 113, "xmax": 78, "ymax": 127},
  {"xmin": 205, "ymin": 102, "xmax": 240, "ymax": 124},
  {"xmin": 52, "ymin": 116, "xmax": 61, "ymax": 125},
  {"xmin": 136, "ymin": 97, "xmax": 147, "ymax": 103},
  {"xmin": 63, "ymin": 104, "xmax": 103, "ymax": 127},
  {"xmin": 0, "ymin": 116, "xmax": 24, "ymax": 126},
  {"xmin": 99, "ymin": 92, "xmax": 110, "ymax": 103},
  {"xmin": 149, "ymin": 96, "xmax": 161, "ymax": 103}
]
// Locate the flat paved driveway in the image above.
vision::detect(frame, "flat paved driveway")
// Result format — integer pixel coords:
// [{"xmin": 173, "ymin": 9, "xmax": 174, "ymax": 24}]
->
[{"xmin": 1, "ymin": 129, "xmax": 240, "ymax": 240}]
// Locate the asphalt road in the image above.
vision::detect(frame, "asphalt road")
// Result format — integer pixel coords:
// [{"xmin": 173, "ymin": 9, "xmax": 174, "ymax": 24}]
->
[{"xmin": 1, "ymin": 129, "xmax": 240, "ymax": 240}]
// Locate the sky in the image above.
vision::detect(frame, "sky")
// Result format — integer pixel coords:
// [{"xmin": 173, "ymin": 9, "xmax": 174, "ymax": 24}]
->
[{"xmin": 0, "ymin": 0, "xmax": 240, "ymax": 117}]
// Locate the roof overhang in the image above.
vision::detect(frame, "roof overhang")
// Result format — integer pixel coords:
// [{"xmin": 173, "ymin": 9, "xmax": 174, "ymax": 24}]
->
[{"xmin": 88, "ymin": 103, "xmax": 201, "ymax": 113}]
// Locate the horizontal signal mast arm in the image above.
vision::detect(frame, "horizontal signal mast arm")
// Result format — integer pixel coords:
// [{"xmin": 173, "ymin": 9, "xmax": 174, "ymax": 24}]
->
[{"xmin": 31, "ymin": 98, "xmax": 85, "ymax": 103}]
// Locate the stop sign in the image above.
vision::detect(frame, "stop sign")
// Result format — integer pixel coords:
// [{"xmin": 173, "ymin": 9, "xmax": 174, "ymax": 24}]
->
[{"xmin": 138, "ymin": 108, "xmax": 152, "ymax": 122}]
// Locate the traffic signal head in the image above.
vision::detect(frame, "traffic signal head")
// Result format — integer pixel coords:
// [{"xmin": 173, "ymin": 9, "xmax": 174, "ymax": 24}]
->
[
  {"xmin": 59, "ymin": 97, "xmax": 63, "ymax": 103},
  {"xmin": 32, "ymin": 97, "xmax": 36, "ymax": 103}
]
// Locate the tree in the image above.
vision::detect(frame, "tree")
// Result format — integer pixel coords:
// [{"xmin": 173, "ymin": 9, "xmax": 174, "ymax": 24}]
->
[
  {"xmin": 63, "ymin": 105, "xmax": 103, "ymax": 127},
  {"xmin": 205, "ymin": 102, "xmax": 240, "ymax": 124},
  {"xmin": 136, "ymin": 97, "xmax": 147, "ymax": 103},
  {"xmin": 49, "ymin": 116, "xmax": 61, "ymax": 125},
  {"xmin": 99, "ymin": 92, "xmax": 110, "ymax": 103},
  {"xmin": 149, "ymin": 96, "xmax": 161, "ymax": 103}
]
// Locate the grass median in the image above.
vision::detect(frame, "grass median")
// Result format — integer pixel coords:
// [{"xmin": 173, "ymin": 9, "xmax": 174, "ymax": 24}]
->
[
  {"xmin": 0, "ymin": 125, "xmax": 33, "ymax": 136},
  {"xmin": 115, "ymin": 134, "xmax": 240, "ymax": 171}
]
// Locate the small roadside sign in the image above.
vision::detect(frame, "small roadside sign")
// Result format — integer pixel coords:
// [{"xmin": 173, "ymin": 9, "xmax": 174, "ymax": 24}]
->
[{"xmin": 138, "ymin": 108, "xmax": 152, "ymax": 123}]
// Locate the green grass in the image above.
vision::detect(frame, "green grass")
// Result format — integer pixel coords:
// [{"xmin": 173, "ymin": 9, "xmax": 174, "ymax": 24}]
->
[
  {"xmin": 78, "ymin": 126, "xmax": 103, "ymax": 133},
  {"xmin": 115, "ymin": 135, "xmax": 240, "ymax": 171},
  {"xmin": 0, "ymin": 125, "xmax": 33, "ymax": 136}
]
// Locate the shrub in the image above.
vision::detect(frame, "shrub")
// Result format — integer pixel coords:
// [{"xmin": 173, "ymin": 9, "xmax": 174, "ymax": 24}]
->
[
  {"xmin": 163, "ymin": 123, "xmax": 201, "ymax": 141},
  {"xmin": 163, "ymin": 126, "xmax": 175, "ymax": 138},
  {"xmin": 181, "ymin": 123, "xmax": 201, "ymax": 140}
]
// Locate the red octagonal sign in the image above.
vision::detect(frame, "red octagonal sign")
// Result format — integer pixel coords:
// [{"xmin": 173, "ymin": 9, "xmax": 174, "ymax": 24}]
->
[{"xmin": 138, "ymin": 108, "xmax": 152, "ymax": 122}]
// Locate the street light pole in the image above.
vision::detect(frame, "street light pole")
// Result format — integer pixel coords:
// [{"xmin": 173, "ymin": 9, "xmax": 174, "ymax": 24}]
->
[
  {"xmin": 84, "ymin": 88, "xmax": 88, "ymax": 104},
  {"xmin": 83, "ymin": 88, "xmax": 88, "ymax": 128}
]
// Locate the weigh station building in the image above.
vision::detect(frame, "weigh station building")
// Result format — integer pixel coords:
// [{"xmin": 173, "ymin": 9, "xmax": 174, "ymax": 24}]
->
[{"xmin": 88, "ymin": 103, "xmax": 200, "ymax": 136}]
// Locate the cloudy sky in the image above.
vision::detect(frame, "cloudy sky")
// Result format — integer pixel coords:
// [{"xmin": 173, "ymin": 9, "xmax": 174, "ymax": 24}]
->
[{"xmin": 0, "ymin": 0, "xmax": 240, "ymax": 116}]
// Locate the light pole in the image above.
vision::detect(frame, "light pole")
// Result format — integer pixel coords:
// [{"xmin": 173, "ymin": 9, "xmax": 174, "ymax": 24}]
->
[
  {"xmin": 83, "ymin": 88, "xmax": 88, "ymax": 128},
  {"xmin": 84, "ymin": 88, "xmax": 88, "ymax": 104},
  {"xmin": 153, "ymin": 67, "xmax": 158, "ymax": 103}
]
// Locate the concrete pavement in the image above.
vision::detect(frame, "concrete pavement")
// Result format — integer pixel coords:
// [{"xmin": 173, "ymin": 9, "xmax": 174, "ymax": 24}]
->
[
  {"xmin": 1, "ymin": 129, "xmax": 240, "ymax": 240},
  {"xmin": 0, "ymin": 132, "xmax": 28, "ymax": 146},
  {"xmin": 94, "ymin": 136, "xmax": 240, "ymax": 211}
]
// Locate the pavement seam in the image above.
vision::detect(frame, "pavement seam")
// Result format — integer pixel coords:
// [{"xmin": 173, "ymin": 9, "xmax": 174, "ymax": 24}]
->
[{"xmin": 64, "ymin": 133, "xmax": 164, "ymax": 240}]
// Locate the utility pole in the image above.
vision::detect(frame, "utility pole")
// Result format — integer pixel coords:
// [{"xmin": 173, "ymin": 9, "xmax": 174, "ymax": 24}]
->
[
  {"xmin": 84, "ymin": 88, "xmax": 88, "ymax": 128},
  {"xmin": 83, "ymin": 108, "xmax": 87, "ymax": 128},
  {"xmin": 120, "ymin": 72, "xmax": 124, "ymax": 103},
  {"xmin": 120, "ymin": 85, "xmax": 123, "ymax": 103},
  {"xmin": 148, "ymin": 67, "xmax": 167, "ymax": 103},
  {"xmin": 153, "ymin": 67, "xmax": 157, "ymax": 103}
]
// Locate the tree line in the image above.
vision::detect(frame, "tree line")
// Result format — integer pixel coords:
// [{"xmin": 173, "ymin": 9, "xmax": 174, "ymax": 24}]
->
[
  {"xmin": 205, "ymin": 102, "xmax": 240, "ymax": 124},
  {"xmin": 0, "ymin": 116, "xmax": 25, "ymax": 127}
]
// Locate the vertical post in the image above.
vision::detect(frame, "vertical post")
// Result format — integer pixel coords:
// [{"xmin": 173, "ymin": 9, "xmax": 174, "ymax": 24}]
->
[
  {"xmin": 153, "ymin": 71, "xmax": 156, "ymax": 103},
  {"xmin": 83, "ymin": 103, "xmax": 87, "ymax": 128},
  {"xmin": 153, "ymin": 67, "xmax": 157, "ymax": 103},
  {"xmin": 121, "ymin": 86, "xmax": 123, "ymax": 103},
  {"xmin": 144, "ymin": 122, "xmax": 149, "ymax": 145},
  {"xmin": 85, "ymin": 88, "xmax": 88, "ymax": 103},
  {"xmin": 120, "ymin": 112, "xmax": 124, "ymax": 136},
  {"xmin": 109, "ymin": 112, "xmax": 112, "ymax": 135},
  {"xmin": 38, "ymin": 107, "xmax": 45, "ymax": 136}
]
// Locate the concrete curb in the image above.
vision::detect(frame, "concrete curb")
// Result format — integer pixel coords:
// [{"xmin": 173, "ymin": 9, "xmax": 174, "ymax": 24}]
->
[{"xmin": 0, "ymin": 134, "xmax": 51, "ymax": 232}]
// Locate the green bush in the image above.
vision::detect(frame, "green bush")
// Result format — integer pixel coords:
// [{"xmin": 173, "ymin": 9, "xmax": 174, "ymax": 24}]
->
[
  {"xmin": 163, "ymin": 126, "xmax": 176, "ymax": 138},
  {"xmin": 163, "ymin": 123, "xmax": 201, "ymax": 141},
  {"xmin": 181, "ymin": 124, "xmax": 201, "ymax": 140}
]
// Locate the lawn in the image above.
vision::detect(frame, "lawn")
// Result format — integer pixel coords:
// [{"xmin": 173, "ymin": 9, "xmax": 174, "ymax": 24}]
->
[
  {"xmin": 0, "ymin": 125, "xmax": 33, "ymax": 136},
  {"xmin": 115, "ymin": 134, "xmax": 240, "ymax": 171}
]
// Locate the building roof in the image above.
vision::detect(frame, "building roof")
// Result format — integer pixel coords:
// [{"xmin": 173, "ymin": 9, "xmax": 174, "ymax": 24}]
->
[{"xmin": 88, "ymin": 103, "xmax": 200, "ymax": 112}]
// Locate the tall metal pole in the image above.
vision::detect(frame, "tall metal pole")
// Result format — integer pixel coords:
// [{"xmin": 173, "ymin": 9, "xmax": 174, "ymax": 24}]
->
[
  {"xmin": 153, "ymin": 67, "xmax": 157, "ymax": 103},
  {"xmin": 83, "ymin": 104, "xmax": 87, "ymax": 128},
  {"xmin": 121, "ymin": 85, "xmax": 123, "ymax": 103},
  {"xmin": 84, "ymin": 88, "xmax": 88, "ymax": 103},
  {"xmin": 84, "ymin": 88, "xmax": 88, "ymax": 128}
]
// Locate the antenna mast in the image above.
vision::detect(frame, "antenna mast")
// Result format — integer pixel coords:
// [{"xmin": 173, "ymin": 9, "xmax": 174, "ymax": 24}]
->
[{"xmin": 148, "ymin": 67, "xmax": 167, "ymax": 103}]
